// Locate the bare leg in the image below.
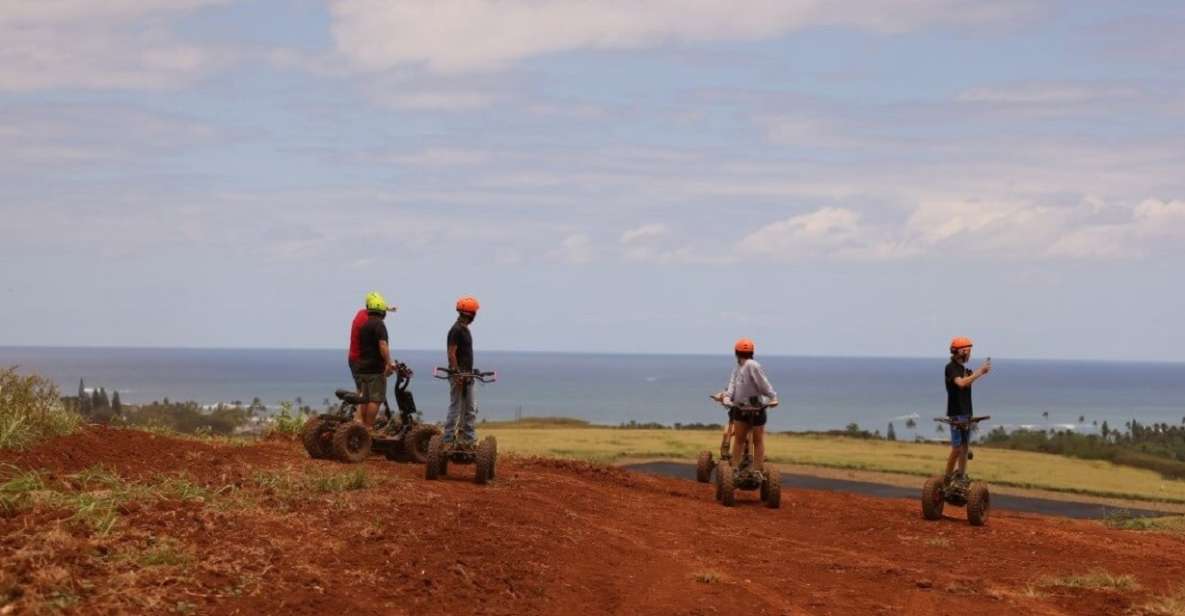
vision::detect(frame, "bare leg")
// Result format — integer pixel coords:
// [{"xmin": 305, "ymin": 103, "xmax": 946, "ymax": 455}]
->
[
  {"xmin": 945, "ymin": 448, "xmax": 959, "ymax": 478},
  {"xmin": 362, "ymin": 402, "xmax": 379, "ymax": 428},
  {"xmin": 731, "ymin": 422, "xmax": 750, "ymax": 467},
  {"xmin": 752, "ymin": 427, "xmax": 765, "ymax": 469}
]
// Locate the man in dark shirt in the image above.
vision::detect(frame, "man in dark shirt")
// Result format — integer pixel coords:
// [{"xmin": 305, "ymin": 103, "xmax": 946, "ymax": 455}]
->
[
  {"xmin": 355, "ymin": 293, "xmax": 397, "ymax": 429},
  {"xmin": 944, "ymin": 336, "xmax": 991, "ymax": 481},
  {"xmin": 444, "ymin": 296, "xmax": 480, "ymax": 444}
]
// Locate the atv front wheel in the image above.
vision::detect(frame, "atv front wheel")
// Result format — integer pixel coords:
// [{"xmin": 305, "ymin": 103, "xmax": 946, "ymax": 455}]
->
[
  {"xmin": 301, "ymin": 417, "xmax": 331, "ymax": 459},
  {"xmin": 696, "ymin": 450, "xmax": 714, "ymax": 483},
  {"xmin": 474, "ymin": 437, "xmax": 496, "ymax": 485},
  {"xmin": 718, "ymin": 462, "xmax": 736, "ymax": 507},
  {"xmin": 966, "ymin": 481, "xmax": 990, "ymax": 526},
  {"xmin": 921, "ymin": 475, "xmax": 945, "ymax": 521},
  {"xmin": 405, "ymin": 424, "xmax": 441, "ymax": 465},
  {"xmin": 331, "ymin": 421, "xmax": 372, "ymax": 463},
  {"xmin": 763, "ymin": 465, "xmax": 781, "ymax": 509},
  {"xmin": 425, "ymin": 434, "xmax": 445, "ymax": 480}
]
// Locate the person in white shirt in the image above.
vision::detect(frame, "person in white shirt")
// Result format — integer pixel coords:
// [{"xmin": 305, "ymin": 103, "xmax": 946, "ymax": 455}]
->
[{"xmin": 721, "ymin": 338, "xmax": 779, "ymax": 470}]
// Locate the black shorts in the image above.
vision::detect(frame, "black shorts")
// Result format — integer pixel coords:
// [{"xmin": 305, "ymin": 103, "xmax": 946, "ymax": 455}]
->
[{"xmin": 728, "ymin": 408, "xmax": 767, "ymax": 427}]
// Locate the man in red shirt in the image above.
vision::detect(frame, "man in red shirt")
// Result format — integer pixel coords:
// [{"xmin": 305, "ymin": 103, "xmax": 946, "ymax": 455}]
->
[{"xmin": 349, "ymin": 292, "xmax": 396, "ymax": 390}]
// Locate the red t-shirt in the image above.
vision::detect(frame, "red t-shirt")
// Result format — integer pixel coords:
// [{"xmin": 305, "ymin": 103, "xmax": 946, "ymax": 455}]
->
[{"xmin": 347, "ymin": 309, "xmax": 368, "ymax": 364}]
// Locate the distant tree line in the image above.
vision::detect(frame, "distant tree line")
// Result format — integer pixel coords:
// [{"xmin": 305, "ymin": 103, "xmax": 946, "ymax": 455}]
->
[{"xmin": 980, "ymin": 419, "xmax": 1185, "ymax": 480}]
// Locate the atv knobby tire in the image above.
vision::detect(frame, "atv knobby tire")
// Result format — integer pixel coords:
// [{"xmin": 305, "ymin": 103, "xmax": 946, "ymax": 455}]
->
[
  {"xmin": 763, "ymin": 465, "xmax": 781, "ymax": 509},
  {"xmin": 301, "ymin": 417, "xmax": 331, "ymax": 460},
  {"xmin": 966, "ymin": 481, "xmax": 990, "ymax": 526},
  {"xmin": 405, "ymin": 424, "xmax": 441, "ymax": 465},
  {"xmin": 487, "ymin": 436, "xmax": 498, "ymax": 480},
  {"xmin": 331, "ymin": 421, "xmax": 372, "ymax": 463},
  {"xmin": 712, "ymin": 465, "xmax": 722, "ymax": 501},
  {"xmin": 921, "ymin": 475, "xmax": 945, "ymax": 520},
  {"xmin": 425, "ymin": 434, "xmax": 446, "ymax": 480},
  {"xmin": 474, "ymin": 437, "xmax": 496, "ymax": 485},
  {"xmin": 696, "ymin": 450, "xmax": 714, "ymax": 483},
  {"xmin": 718, "ymin": 462, "xmax": 736, "ymax": 507}
]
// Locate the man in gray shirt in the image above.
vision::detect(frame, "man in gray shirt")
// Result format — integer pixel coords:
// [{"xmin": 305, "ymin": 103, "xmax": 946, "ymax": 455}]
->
[{"xmin": 721, "ymin": 338, "xmax": 779, "ymax": 470}]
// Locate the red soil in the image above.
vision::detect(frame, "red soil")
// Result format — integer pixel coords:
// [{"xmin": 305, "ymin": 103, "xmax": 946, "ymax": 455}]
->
[{"xmin": 3, "ymin": 426, "xmax": 1185, "ymax": 615}]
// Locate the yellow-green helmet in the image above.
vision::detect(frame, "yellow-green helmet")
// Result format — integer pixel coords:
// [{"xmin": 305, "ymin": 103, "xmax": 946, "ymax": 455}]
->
[{"xmin": 365, "ymin": 291, "xmax": 388, "ymax": 313}]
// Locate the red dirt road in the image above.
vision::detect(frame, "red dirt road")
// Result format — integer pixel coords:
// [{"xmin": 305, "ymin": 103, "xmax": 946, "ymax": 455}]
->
[{"xmin": 3, "ymin": 427, "xmax": 1185, "ymax": 615}]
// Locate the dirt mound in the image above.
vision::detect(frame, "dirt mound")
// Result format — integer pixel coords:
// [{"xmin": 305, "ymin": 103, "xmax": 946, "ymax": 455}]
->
[
  {"xmin": 4, "ymin": 428, "xmax": 1185, "ymax": 615},
  {"xmin": 0, "ymin": 425, "xmax": 289, "ymax": 479}
]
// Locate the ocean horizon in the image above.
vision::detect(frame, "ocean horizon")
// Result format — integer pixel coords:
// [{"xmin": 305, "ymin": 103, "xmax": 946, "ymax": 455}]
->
[{"xmin": 2, "ymin": 346, "xmax": 1183, "ymax": 437}]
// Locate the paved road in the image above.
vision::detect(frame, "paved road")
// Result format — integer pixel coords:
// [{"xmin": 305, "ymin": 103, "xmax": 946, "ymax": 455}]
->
[{"xmin": 625, "ymin": 461, "xmax": 1171, "ymax": 519}]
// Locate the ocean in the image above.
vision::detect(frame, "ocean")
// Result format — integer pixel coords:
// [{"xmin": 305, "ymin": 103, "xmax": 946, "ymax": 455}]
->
[{"xmin": 2, "ymin": 346, "xmax": 1183, "ymax": 437}]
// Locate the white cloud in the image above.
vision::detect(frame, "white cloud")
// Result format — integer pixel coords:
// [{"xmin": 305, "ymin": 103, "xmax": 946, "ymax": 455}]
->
[
  {"xmin": 738, "ymin": 207, "xmax": 907, "ymax": 261},
  {"xmin": 0, "ymin": 1, "xmax": 231, "ymax": 91},
  {"xmin": 957, "ymin": 82, "xmax": 1139, "ymax": 105},
  {"xmin": 620, "ymin": 224, "xmax": 669, "ymax": 244},
  {"xmin": 555, "ymin": 233, "xmax": 596, "ymax": 264},
  {"xmin": 327, "ymin": 0, "xmax": 1043, "ymax": 74}
]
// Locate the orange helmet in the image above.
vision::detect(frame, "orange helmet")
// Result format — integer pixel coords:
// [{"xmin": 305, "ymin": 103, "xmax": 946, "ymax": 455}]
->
[
  {"xmin": 456, "ymin": 296, "xmax": 480, "ymax": 314},
  {"xmin": 950, "ymin": 336, "xmax": 973, "ymax": 352},
  {"xmin": 734, "ymin": 338, "xmax": 755, "ymax": 354}
]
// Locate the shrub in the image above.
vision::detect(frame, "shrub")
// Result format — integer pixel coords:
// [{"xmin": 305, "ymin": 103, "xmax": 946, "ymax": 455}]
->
[{"xmin": 0, "ymin": 368, "xmax": 81, "ymax": 450}]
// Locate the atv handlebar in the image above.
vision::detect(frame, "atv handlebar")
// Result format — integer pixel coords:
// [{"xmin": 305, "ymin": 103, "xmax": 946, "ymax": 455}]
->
[
  {"xmin": 935, "ymin": 415, "xmax": 991, "ymax": 428},
  {"xmin": 433, "ymin": 367, "xmax": 497, "ymax": 383},
  {"xmin": 709, "ymin": 393, "xmax": 778, "ymax": 411}
]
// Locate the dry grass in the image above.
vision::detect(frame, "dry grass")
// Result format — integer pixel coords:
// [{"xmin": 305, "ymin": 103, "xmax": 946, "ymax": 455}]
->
[
  {"xmin": 1036, "ymin": 570, "xmax": 1140, "ymax": 591},
  {"xmin": 1102, "ymin": 510, "xmax": 1185, "ymax": 532},
  {"xmin": 0, "ymin": 462, "xmax": 382, "ymax": 613},
  {"xmin": 0, "ymin": 368, "xmax": 80, "ymax": 450},
  {"xmin": 1144, "ymin": 587, "xmax": 1185, "ymax": 615},
  {"xmin": 481, "ymin": 427, "xmax": 1185, "ymax": 503},
  {"xmin": 692, "ymin": 570, "xmax": 722, "ymax": 584}
]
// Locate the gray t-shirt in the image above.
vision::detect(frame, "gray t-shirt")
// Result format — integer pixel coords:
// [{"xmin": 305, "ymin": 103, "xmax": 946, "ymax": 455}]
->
[{"xmin": 722, "ymin": 359, "xmax": 778, "ymax": 407}]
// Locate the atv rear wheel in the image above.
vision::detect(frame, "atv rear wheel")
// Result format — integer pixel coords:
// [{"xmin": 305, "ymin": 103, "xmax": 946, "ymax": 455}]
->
[
  {"xmin": 696, "ymin": 450, "xmax": 714, "ymax": 483},
  {"xmin": 331, "ymin": 421, "xmax": 372, "ymax": 463},
  {"xmin": 405, "ymin": 424, "xmax": 441, "ymax": 465},
  {"xmin": 763, "ymin": 465, "xmax": 781, "ymax": 509},
  {"xmin": 921, "ymin": 475, "xmax": 945, "ymax": 520},
  {"xmin": 487, "ymin": 436, "xmax": 498, "ymax": 480},
  {"xmin": 425, "ymin": 434, "xmax": 445, "ymax": 480},
  {"xmin": 966, "ymin": 481, "xmax": 990, "ymax": 526},
  {"xmin": 718, "ymin": 462, "xmax": 736, "ymax": 507},
  {"xmin": 474, "ymin": 437, "xmax": 496, "ymax": 485},
  {"xmin": 301, "ymin": 417, "xmax": 331, "ymax": 459}
]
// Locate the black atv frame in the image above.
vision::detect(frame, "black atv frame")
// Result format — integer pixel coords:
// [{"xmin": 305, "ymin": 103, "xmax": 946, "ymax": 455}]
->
[
  {"xmin": 699, "ymin": 395, "xmax": 781, "ymax": 508},
  {"xmin": 301, "ymin": 363, "xmax": 441, "ymax": 464},
  {"xmin": 424, "ymin": 367, "xmax": 498, "ymax": 484},
  {"xmin": 921, "ymin": 415, "xmax": 992, "ymax": 526}
]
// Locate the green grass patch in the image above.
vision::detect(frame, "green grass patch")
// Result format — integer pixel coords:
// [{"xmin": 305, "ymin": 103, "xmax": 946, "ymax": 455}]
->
[
  {"xmin": 1102, "ymin": 510, "xmax": 1185, "ymax": 532},
  {"xmin": 0, "ymin": 368, "xmax": 81, "ymax": 450},
  {"xmin": 481, "ymin": 427, "xmax": 1185, "ymax": 503},
  {"xmin": 1037, "ymin": 570, "xmax": 1140, "ymax": 591}
]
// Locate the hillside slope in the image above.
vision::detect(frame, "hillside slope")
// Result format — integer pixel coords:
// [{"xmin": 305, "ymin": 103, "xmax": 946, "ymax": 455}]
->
[{"xmin": 2, "ymin": 427, "xmax": 1185, "ymax": 615}]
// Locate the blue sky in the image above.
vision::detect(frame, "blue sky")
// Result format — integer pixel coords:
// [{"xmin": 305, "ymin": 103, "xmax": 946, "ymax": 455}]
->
[{"xmin": 2, "ymin": 1, "xmax": 1184, "ymax": 360}]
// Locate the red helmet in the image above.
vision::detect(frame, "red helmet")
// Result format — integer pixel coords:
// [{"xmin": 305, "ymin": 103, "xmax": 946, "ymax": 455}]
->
[
  {"xmin": 950, "ymin": 336, "xmax": 973, "ymax": 352},
  {"xmin": 456, "ymin": 296, "xmax": 480, "ymax": 314},
  {"xmin": 734, "ymin": 338, "xmax": 755, "ymax": 354}
]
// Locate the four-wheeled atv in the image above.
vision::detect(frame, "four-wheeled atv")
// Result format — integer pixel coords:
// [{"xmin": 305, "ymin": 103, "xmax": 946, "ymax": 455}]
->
[
  {"xmin": 301, "ymin": 363, "xmax": 441, "ymax": 464},
  {"xmin": 922, "ymin": 415, "xmax": 992, "ymax": 526},
  {"xmin": 424, "ymin": 367, "xmax": 498, "ymax": 484},
  {"xmin": 703, "ymin": 395, "xmax": 781, "ymax": 508}
]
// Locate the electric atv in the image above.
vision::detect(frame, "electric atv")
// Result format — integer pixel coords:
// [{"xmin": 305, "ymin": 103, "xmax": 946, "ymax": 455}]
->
[
  {"xmin": 424, "ymin": 367, "xmax": 499, "ymax": 485},
  {"xmin": 702, "ymin": 395, "xmax": 781, "ymax": 508},
  {"xmin": 301, "ymin": 363, "xmax": 441, "ymax": 464},
  {"xmin": 921, "ymin": 415, "xmax": 992, "ymax": 526}
]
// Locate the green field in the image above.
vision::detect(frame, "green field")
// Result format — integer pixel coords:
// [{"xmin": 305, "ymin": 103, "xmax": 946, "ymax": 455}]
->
[{"xmin": 480, "ymin": 425, "xmax": 1185, "ymax": 504}]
